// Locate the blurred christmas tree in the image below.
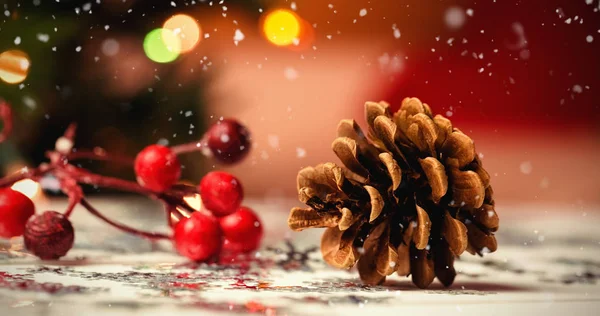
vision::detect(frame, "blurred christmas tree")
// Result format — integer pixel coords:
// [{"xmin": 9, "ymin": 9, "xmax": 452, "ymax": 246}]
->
[{"xmin": 0, "ymin": 0, "xmax": 261, "ymax": 188}]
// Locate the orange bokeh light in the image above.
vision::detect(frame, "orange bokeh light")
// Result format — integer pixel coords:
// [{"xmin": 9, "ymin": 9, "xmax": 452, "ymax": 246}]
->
[{"xmin": 163, "ymin": 14, "xmax": 201, "ymax": 53}]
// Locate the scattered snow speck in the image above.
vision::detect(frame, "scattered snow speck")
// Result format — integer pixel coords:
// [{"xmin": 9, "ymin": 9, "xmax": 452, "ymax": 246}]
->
[
  {"xmin": 14, "ymin": 36, "xmax": 21, "ymax": 45},
  {"xmin": 104, "ymin": 25, "xmax": 110, "ymax": 31},
  {"xmin": 23, "ymin": 96, "xmax": 37, "ymax": 109},
  {"xmin": 290, "ymin": 2, "xmax": 297, "ymax": 10},
  {"xmin": 185, "ymin": 111, "xmax": 193, "ymax": 117},
  {"xmin": 233, "ymin": 29, "xmax": 245, "ymax": 45},
  {"xmin": 284, "ymin": 67, "xmax": 299, "ymax": 80},
  {"xmin": 296, "ymin": 147, "xmax": 306, "ymax": 158},
  {"xmin": 220, "ymin": 134, "xmax": 230, "ymax": 143},
  {"xmin": 378, "ymin": 53, "xmax": 404, "ymax": 73},
  {"xmin": 101, "ymin": 39, "xmax": 119, "ymax": 56},
  {"xmin": 572, "ymin": 84, "xmax": 583, "ymax": 93},
  {"xmin": 359, "ymin": 8, "xmax": 367, "ymax": 17},
  {"xmin": 75, "ymin": 46, "xmax": 82, "ymax": 52},
  {"xmin": 37, "ymin": 33, "xmax": 50, "ymax": 43},
  {"xmin": 540, "ymin": 177, "xmax": 550, "ymax": 189},
  {"xmin": 82, "ymin": 2, "xmax": 91, "ymax": 11},
  {"xmin": 392, "ymin": 25, "xmax": 401, "ymax": 39},
  {"xmin": 446, "ymin": 111, "xmax": 453, "ymax": 117},
  {"xmin": 586, "ymin": 35, "xmax": 594, "ymax": 43},
  {"xmin": 466, "ymin": 8, "xmax": 474, "ymax": 16},
  {"xmin": 170, "ymin": 1, "xmax": 176, "ymax": 7},
  {"xmin": 445, "ymin": 6, "xmax": 466, "ymax": 30},
  {"xmin": 4, "ymin": 10, "xmax": 10, "ymax": 17},
  {"xmin": 267, "ymin": 135, "xmax": 279, "ymax": 149},
  {"xmin": 519, "ymin": 161, "xmax": 533, "ymax": 175},
  {"xmin": 157, "ymin": 138, "xmax": 169, "ymax": 146}
]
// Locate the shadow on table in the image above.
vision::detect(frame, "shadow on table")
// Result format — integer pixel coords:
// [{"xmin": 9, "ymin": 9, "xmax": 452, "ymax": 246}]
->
[{"xmin": 383, "ymin": 280, "xmax": 533, "ymax": 292}]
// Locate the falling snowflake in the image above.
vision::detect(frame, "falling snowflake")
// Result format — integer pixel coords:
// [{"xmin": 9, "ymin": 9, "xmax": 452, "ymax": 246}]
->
[
  {"xmin": 445, "ymin": 6, "xmax": 466, "ymax": 30},
  {"xmin": 359, "ymin": 9, "xmax": 367, "ymax": 17},
  {"xmin": 296, "ymin": 147, "xmax": 306, "ymax": 158},
  {"xmin": 519, "ymin": 161, "xmax": 533, "ymax": 175},
  {"xmin": 284, "ymin": 67, "xmax": 299, "ymax": 80},
  {"xmin": 233, "ymin": 29, "xmax": 245, "ymax": 45},
  {"xmin": 37, "ymin": 33, "xmax": 50, "ymax": 43}
]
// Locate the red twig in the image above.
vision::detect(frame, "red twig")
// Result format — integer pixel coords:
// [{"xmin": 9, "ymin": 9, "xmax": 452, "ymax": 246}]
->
[
  {"xmin": 0, "ymin": 165, "xmax": 54, "ymax": 188},
  {"xmin": 80, "ymin": 199, "xmax": 171, "ymax": 240},
  {"xmin": 0, "ymin": 100, "xmax": 12, "ymax": 144},
  {"xmin": 171, "ymin": 141, "xmax": 205, "ymax": 155},
  {"xmin": 66, "ymin": 149, "xmax": 134, "ymax": 165},
  {"xmin": 0, "ymin": 101, "xmax": 214, "ymax": 243}
]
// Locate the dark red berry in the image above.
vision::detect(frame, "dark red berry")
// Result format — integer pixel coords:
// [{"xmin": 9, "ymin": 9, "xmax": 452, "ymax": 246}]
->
[
  {"xmin": 174, "ymin": 211, "xmax": 222, "ymax": 261},
  {"xmin": 134, "ymin": 145, "xmax": 181, "ymax": 192},
  {"xmin": 204, "ymin": 119, "xmax": 251, "ymax": 164},
  {"xmin": 219, "ymin": 207, "xmax": 263, "ymax": 253},
  {"xmin": 0, "ymin": 188, "xmax": 35, "ymax": 238},
  {"xmin": 199, "ymin": 171, "xmax": 243, "ymax": 217},
  {"xmin": 24, "ymin": 211, "xmax": 74, "ymax": 260}
]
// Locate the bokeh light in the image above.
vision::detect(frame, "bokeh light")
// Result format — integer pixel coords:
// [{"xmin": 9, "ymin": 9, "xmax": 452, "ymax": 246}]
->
[
  {"xmin": 143, "ymin": 28, "xmax": 181, "ymax": 63},
  {"xmin": 262, "ymin": 9, "xmax": 301, "ymax": 46},
  {"xmin": 0, "ymin": 50, "xmax": 31, "ymax": 84},
  {"xmin": 163, "ymin": 14, "xmax": 201, "ymax": 53},
  {"xmin": 11, "ymin": 179, "xmax": 42, "ymax": 200}
]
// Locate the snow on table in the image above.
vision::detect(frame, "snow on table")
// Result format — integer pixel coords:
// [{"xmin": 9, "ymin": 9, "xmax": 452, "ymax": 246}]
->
[{"xmin": 1, "ymin": 198, "xmax": 599, "ymax": 316}]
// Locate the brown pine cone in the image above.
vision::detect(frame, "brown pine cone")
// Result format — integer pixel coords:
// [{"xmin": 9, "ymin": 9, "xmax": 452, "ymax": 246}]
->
[{"xmin": 287, "ymin": 98, "xmax": 498, "ymax": 288}]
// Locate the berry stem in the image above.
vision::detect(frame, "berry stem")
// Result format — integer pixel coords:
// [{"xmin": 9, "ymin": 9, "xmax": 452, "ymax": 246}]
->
[
  {"xmin": 0, "ymin": 165, "xmax": 54, "ymax": 189},
  {"xmin": 170, "ymin": 141, "xmax": 206, "ymax": 155},
  {"xmin": 66, "ymin": 149, "xmax": 134, "ymax": 165},
  {"xmin": 79, "ymin": 199, "xmax": 171, "ymax": 240},
  {"xmin": 63, "ymin": 165, "xmax": 155, "ymax": 196},
  {"xmin": 0, "ymin": 100, "xmax": 12, "ymax": 144}
]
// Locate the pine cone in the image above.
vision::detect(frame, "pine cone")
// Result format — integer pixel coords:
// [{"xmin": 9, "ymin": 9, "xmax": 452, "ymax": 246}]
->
[{"xmin": 287, "ymin": 97, "xmax": 498, "ymax": 288}]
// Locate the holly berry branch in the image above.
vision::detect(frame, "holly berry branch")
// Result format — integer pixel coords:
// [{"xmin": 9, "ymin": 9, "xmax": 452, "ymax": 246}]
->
[{"xmin": 0, "ymin": 100, "xmax": 263, "ymax": 261}]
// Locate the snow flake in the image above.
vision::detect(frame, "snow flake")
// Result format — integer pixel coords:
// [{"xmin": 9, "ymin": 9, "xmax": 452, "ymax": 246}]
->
[
  {"xmin": 233, "ymin": 29, "xmax": 245, "ymax": 45},
  {"xmin": 519, "ymin": 161, "xmax": 533, "ymax": 175},
  {"xmin": 284, "ymin": 67, "xmax": 298, "ymax": 80},
  {"xmin": 586, "ymin": 35, "xmax": 594, "ymax": 43},
  {"xmin": 445, "ymin": 6, "xmax": 466, "ymax": 30},
  {"xmin": 267, "ymin": 135, "xmax": 279, "ymax": 149},
  {"xmin": 359, "ymin": 8, "xmax": 367, "ymax": 17},
  {"xmin": 37, "ymin": 33, "xmax": 50, "ymax": 43},
  {"xmin": 14, "ymin": 36, "xmax": 21, "ymax": 45},
  {"xmin": 296, "ymin": 147, "xmax": 306, "ymax": 158},
  {"xmin": 75, "ymin": 46, "xmax": 82, "ymax": 52}
]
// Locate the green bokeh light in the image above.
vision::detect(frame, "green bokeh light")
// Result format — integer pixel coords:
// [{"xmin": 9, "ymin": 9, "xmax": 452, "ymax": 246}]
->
[{"xmin": 143, "ymin": 28, "xmax": 181, "ymax": 63}]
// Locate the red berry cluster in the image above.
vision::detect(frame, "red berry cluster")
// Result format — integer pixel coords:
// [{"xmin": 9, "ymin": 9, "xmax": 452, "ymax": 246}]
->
[
  {"xmin": 0, "ymin": 102, "xmax": 259, "ymax": 262},
  {"xmin": 175, "ymin": 172, "xmax": 263, "ymax": 261}
]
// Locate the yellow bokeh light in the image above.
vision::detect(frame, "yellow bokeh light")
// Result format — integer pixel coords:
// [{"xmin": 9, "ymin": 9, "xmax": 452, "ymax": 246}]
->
[
  {"xmin": 0, "ymin": 50, "xmax": 31, "ymax": 84},
  {"xmin": 262, "ymin": 9, "xmax": 301, "ymax": 46},
  {"xmin": 163, "ymin": 14, "xmax": 201, "ymax": 53}
]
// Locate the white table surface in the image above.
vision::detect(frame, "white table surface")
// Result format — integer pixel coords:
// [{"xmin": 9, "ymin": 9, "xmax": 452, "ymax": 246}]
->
[{"xmin": 1, "ymin": 197, "xmax": 599, "ymax": 316}]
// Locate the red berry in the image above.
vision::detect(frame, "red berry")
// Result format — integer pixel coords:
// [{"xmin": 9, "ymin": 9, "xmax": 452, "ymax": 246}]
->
[
  {"xmin": 219, "ymin": 207, "xmax": 263, "ymax": 253},
  {"xmin": 0, "ymin": 188, "xmax": 35, "ymax": 238},
  {"xmin": 24, "ymin": 211, "xmax": 74, "ymax": 260},
  {"xmin": 134, "ymin": 145, "xmax": 181, "ymax": 192},
  {"xmin": 199, "ymin": 171, "xmax": 243, "ymax": 217},
  {"xmin": 174, "ymin": 211, "xmax": 222, "ymax": 261},
  {"xmin": 204, "ymin": 119, "xmax": 251, "ymax": 164}
]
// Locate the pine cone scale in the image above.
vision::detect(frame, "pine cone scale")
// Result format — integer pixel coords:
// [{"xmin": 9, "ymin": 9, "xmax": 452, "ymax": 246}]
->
[{"xmin": 288, "ymin": 97, "xmax": 499, "ymax": 288}]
